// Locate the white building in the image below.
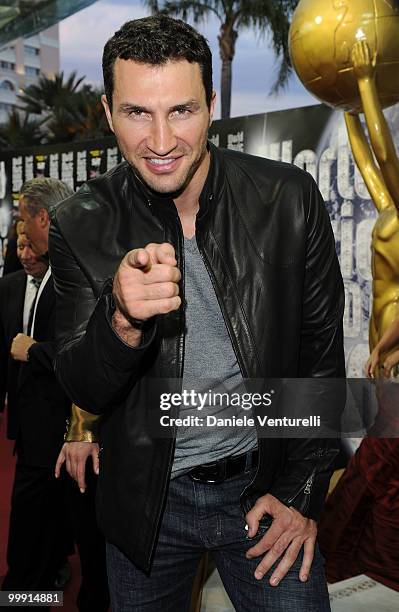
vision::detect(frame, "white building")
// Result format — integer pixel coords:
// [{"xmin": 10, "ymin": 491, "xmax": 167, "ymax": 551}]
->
[{"xmin": 0, "ymin": 24, "xmax": 59, "ymax": 124}]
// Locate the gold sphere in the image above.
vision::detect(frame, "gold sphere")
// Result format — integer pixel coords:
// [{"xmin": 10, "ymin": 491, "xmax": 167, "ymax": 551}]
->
[{"xmin": 289, "ymin": 0, "xmax": 399, "ymax": 112}]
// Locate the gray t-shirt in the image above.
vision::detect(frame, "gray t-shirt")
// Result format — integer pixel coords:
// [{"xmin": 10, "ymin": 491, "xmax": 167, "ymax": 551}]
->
[{"xmin": 171, "ymin": 236, "xmax": 257, "ymax": 478}]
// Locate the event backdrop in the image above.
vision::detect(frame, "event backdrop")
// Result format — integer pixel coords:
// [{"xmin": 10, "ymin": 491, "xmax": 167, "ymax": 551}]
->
[{"xmin": 2, "ymin": 101, "xmax": 397, "ymax": 374}]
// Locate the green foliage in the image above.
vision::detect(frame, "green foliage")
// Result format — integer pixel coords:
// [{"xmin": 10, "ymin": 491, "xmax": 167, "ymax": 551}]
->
[
  {"xmin": 0, "ymin": 72, "xmax": 111, "ymax": 147},
  {"xmin": 151, "ymin": 0, "xmax": 299, "ymax": 117},
  {"xmin": 17, "ymin": 71, "xmax": 85, "ymax": 115},
  {"xmin": 0, "ymin": 108, "xmax": 42, "ymax": 149},
  {"xmin": 40, "ymin": 85, "xmax": 110, "ymax": 143}
]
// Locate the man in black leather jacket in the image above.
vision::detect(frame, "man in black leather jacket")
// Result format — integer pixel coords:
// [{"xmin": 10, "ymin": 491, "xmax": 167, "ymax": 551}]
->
[{"xmin": 49, "ymin": 15, "xmax": 345, "ymax": 611}]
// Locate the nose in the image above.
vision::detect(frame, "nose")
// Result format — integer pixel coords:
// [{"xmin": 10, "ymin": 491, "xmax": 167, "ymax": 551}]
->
[
  {"xmin": 146, "ymin": 116, "xmax": 177, "ymax": 156},
  {"xmin": 20, "ymin": 247, "xmax": 32, "ymax": 263}
]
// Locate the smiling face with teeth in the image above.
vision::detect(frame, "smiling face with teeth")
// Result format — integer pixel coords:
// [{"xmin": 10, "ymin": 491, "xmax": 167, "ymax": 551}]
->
[{"xmin": 102, "ymin": 58, "xmax": 216, "ymax": 197}]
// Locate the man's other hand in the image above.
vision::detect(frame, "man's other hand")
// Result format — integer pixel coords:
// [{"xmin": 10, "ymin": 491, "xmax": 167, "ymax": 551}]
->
[
  {"xmin": 113, "ymin": 242, "xmax": 181, "ymax": 325},
  {"xmin": 245, "ymin": 493, "xmax": 317, "ymax": 586},
  {"xmin": 55, "ymin": 442, "xmax": 100, "ymax": 493},
  {"xmin": 11, "ymin": 333, "xmax": 36, "ymax": 361}
]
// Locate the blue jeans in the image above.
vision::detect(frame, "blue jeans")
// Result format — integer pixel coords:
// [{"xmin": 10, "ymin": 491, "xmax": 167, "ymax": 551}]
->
[{"xmin": 106, "ymin": 465, "xmax": 330, "ymax": 611}]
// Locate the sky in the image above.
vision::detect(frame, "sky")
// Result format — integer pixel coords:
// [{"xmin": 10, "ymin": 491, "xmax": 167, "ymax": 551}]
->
[{"xmin": 59, "ymin": 0, "xmax": 316, "ymax": 120}]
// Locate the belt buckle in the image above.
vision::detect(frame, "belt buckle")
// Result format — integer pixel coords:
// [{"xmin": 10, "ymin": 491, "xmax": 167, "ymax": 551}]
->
[{"xmin": 189, "ymin": 459, "xmax": 227, "ymax": 484}]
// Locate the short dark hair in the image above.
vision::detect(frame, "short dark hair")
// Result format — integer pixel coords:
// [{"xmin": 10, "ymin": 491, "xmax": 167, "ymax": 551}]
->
[
  {"xmin": 20, "ymin": 178, "xmax": 73, "ymax": 217},
  {"xmin": 102, "ymin": 15, "xmax": 213, "ymax": 111}
]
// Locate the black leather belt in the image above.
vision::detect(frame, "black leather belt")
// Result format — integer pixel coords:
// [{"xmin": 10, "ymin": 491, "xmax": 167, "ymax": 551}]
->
[{"xmin": 188, "ymin": 449, "xmax": 259, "ymax": 484}]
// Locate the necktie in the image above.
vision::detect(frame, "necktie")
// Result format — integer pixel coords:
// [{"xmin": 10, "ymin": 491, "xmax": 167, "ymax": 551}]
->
[
  {"xmin": 27, "ymin": 278, "xmax": 41, "ymax": 336},
  {"xmin": 30, "ymin": 278, "xmax": 41, "ymax": 290}
]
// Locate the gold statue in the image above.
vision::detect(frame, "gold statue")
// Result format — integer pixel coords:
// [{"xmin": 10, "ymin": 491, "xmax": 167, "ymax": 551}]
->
[
  {"xmin": 345, "ymin": 39, "xmax": 399, "ymax": 352},
  {"xmin": 290, "ymin": 0, "xmax": 399, "ymax": 588},
  {"xmin": 290, "ymin": 0, "xmax": 399, "ymax": 353},
  {"xmin": 289, "ymin": 0, "xmax": 399, "ymax": 113}
]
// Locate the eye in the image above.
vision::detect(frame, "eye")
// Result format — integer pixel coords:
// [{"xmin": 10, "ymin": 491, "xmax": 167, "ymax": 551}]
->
[
  {"xmin": 171, "ymin": 107, "xmax": 191, "ymax": 119},
  {"xmin": 127, "ymin": 108, "xmax": 149, "ymax": 119}
]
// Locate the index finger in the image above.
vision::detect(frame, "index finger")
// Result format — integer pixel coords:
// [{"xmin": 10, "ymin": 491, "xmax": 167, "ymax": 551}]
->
[
  {"xmin": 246, "ymin": 519, "xmax": 286, "ymax": 559},
  {"xmin": 267, "ymin": 538, "xmax": 303, "ymax": 586},
  {"xmin": 126, "ymin": 248, "xmax": 151, "ymax": 270},
  {"xmin": 146, "ymin": 243, "xmax": 176, "ymax": 266}
]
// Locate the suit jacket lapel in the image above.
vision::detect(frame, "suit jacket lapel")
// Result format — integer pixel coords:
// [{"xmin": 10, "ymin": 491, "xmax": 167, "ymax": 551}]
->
[{"xmin": 32, "ymin": 273, "xmax": 55, "ymax": 342}]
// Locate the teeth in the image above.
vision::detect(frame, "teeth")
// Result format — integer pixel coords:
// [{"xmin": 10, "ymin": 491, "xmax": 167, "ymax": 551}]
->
[{"xmin": 148, "ymin": 158, "xmax": 175, "ymax": 166}]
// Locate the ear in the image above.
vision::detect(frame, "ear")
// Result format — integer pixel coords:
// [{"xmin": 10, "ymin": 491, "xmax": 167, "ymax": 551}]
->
[
  {"xmin": 39, "ymin": 208, "xmax": 50, "ymax": 228},
  {"xmin": 102, "ymin": 94, "xmax": 115, "ymax": 133},
  {"xmin": 209, "ymin": 90, "xmax": 216, "ymax": 127},
  {"xmin": 18, "ymin": 197, "xmax": 25, "ymax": 216}
]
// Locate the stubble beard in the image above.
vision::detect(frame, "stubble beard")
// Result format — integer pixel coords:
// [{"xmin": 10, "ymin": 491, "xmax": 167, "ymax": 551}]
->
[{"xmin": 121, "ymin": 134, "xmax": 209, "ymax": 198}]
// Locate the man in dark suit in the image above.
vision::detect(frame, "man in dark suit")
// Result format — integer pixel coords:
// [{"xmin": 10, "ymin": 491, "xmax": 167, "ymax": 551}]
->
[
  {"xmin": 0, "ymin": 231, "xmax": 47, "ymax": 439},
  {"xmin": 1, "ymin": 178, "xmax": 73, "ymax": 600},
  {"xmin": 2, "ymin": 177, "xmax": 109, "ymax": 612}
]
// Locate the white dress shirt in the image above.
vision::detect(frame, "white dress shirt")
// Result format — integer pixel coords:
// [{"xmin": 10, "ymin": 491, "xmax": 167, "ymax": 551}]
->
[
  {"xmin": 30, "ymin": 266, "xmax": 51, "ymax": 338},
  {"xmin": 23, "ymin": 275, "xmax": 40, "ymax": 335}
]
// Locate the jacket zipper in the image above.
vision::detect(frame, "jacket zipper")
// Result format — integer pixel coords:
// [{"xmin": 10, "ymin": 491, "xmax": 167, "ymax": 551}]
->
[
  {"xmin": 197, "ymin": 227, "xmax": 318, "ymax": 512},
  {"xmin": 195, "ymin": 228, "xmax": 249, "ymax": 379},
  {"xmin": 146, "ymin": 208, "xmax": 185, "ymax": 567},
  {"xmin": 285, "ymin": 469, "xmax": 315, "ymax": 517},
  {"xmin": 195, "ymin": 219, "xmax": 262, "ymax": 502},
  {"xmin": 303, "ymin": 475, "xmax": 313, "ymax": 496}
]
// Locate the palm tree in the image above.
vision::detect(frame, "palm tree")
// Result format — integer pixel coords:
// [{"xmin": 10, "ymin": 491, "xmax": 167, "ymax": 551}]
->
[
  {"xmin": 17, "ymin": 71, "xmax": 85, "ymax": 115},
  {"xmin": 17, "ymin": 73, "xmax": 110, "ymax": 143},
  {"xmin": 43, "ymin": 85, "xmax": 111, "ymax": 143},
  {"xmin": 0, "ymin": 108, "xmax": 42, "ymax": 148},
  {"xmin": 150, "ymin": 0, "xmax": 299, "ymax": 118},
  {"xmin": 66, "ymin": 86, "xmax": 111, "ymax": 141}
]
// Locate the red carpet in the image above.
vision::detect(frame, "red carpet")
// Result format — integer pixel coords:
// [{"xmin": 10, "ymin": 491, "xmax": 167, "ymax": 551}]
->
[{"xmin": 0, "ymin": 411, "xmax": 81, "ymax": 610}]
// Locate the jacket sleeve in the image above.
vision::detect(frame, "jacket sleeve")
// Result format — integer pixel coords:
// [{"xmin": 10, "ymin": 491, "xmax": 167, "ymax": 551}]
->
[
  {"xmin": 28, "ymin": 340, "xmax": 56, "ymax": 374},
  {"xmin": 268, "ymin": 175, "xmax": 346, "ymax": 521},
  {"xmin": 48, "ymin": 217, "xmax": 157, "ymax": 416}
]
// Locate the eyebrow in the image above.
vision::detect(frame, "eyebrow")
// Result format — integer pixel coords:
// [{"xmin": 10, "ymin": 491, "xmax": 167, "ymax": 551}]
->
[{"xmin": 118, "ymin": 100, "xmax": 200, "ymax": 114}]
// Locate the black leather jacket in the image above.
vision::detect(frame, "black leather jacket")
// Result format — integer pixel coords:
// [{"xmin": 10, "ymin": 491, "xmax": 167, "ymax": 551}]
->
[{"xmin": 49, "ymin": 143, "xmax": 345, "ymax": 571}]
